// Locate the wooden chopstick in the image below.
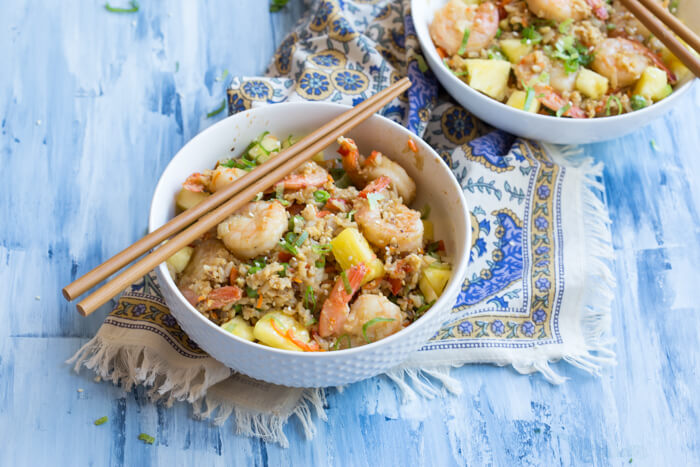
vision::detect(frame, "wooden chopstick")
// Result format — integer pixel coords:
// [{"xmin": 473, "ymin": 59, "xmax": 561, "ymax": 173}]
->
[
  {"xmin": 618, "ymin": 0, "xmax": 700, "ymax": 79},
  {"xmin": 635, "ymin": 0, "xmax": 700, "ymax": 55},
  {"xmin": 73, "ymin": 77, "xmax": 412, "ymax": 317},
  {"xmin": 63, "ymin": 77, "xmax": 411, "ymax": 302}
]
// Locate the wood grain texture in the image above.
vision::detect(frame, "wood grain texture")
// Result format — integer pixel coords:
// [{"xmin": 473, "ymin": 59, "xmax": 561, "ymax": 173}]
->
[{"xmin": 1, "ymin": 1, "xmax": 698, "ymax": 465}]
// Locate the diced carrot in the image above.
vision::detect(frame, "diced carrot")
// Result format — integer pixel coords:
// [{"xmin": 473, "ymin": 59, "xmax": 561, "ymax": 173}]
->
[
  {"xmin": 388, "ymin": 277, "xmax": 403, "ymax": 295},
  {"xmin": 278, "ymin": 251, "xmax": 294, "ymax": 262},
  {"xmin": 205, "ymin": 286, "xmax": 242, "ymax": 310},
  {"xmin": 317, "ymin": 210, "xmax": 331, "ymax": 218},
  {"xmin": 229, "ymin": 268, "xmax": 238, "ymax": 285},
  {"xmin": 256, "ymin": 295, "xmax": 263, "ymax": 309},
  {"xmin": 407, "ymin": 138, "xmax": 418, "ymax": 153}
]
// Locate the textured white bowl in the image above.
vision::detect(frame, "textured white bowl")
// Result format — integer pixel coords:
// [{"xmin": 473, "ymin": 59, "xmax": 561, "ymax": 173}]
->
[
  {"xmin": 411, "ymin": 0, "xmax": 698, "ymax": 144},
  {"xmin": 149, "ymin": 102, "xmax": 471, "ymax": 388}
]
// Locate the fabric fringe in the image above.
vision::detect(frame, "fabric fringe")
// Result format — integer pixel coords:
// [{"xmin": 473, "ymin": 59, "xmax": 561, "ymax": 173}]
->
[
  {"xmin": 66, "ymin": 335, "xmax": 231, "ymax": 405},
  {"xmin": 384, "ymin": 366, "xmax": 462, "ymax": 403},
  {"xmin": 193, "ymin": 388, "xmax": 327, "ymax": 448}
]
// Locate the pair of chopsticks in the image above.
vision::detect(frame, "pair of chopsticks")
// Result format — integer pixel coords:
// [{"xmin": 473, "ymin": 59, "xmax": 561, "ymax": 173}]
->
[
  {"xmin": 63, "ymin": 77, "xmax": 412, "ymax": 317},
  {"xmin": 618, "ymin": 0, "xmax": 700, "ymax": 78}
]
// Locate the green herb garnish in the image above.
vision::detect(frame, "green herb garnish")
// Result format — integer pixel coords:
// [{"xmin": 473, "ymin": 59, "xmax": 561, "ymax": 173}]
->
[
  {"xmin": 295, "ymin": 231, "xmax": 309, "ymax": 247},
  {"xmin": 206, "ymin": 99, "xmax": 226, "ymax": 118},
  {"xmin": 457, "ymin": 28, "xmax": 470, "ymax": 55},
  {"xmin": 269, "ymin": 0, "xmax": 289, "ymax": 12},
  {"xmin": 414, "ymin": 300, "xmax": 435, "ymax": 319},
  {"xmin": 341, "ymin": 270, "xmax": 352, "ymax": 294},
  {"xmin": 558, "ymin": 19, "xmax": 573, "ymax": 34},
  {"xmin": 278, "ymin": 263, "xmax": 289, "ymax": 277},
  {"xmin": 138, "ymin": 433, "xmax": 155, "ymax": 445},
  {"xmin": 362, "ymin": 317, "xmax": 396, "ymax": 343},
  {"xmin": 275, "ymin": 184, "xmax": 289, "ymax": 206},
  {"xmin": 304, "ymin": 286, "xmax": 316, "ymax": 311},
  {"xmin": 420, "ymin": 204, "xmax": 431, "ymax": 220},
  {"xmin": 280, "ymin": 232, "xmax": 299, "ymax": 256},
  {"xmin": 605, "ymin": 95, "xmax": 622, "ymax": 116},
  {"xmin": 234, "ymin": 304, "xmax": 242, "ymax": 314},
  {"xmin": 105, "ymin": 1, "xmax": 139, "ymax": 13},
  {"xmin": 347, "ymin": 210, "xmax": 356, "ymax": 221},
  {"xmin": 556, "ymin": 103, "xmax": 571, "ymax": 118},
  {"xmin": 332, "ymin": 334, "xmax": 352, "ymax": 350},
  {"xmin": 552, "ymin": 36, "xmax": 592, "ymax": 74},
  {"xmin": 245, "ymin": 286, "xmax": 258, "ymax": 298},
  {"xmin": 495, "ymin": 27, "xmax": 502, "ymax": 39},
  {"xmin": 289, "ymin": 214, "xmax": 304, "ymax": 231},
  {"xmin": 329, "ymin": 168, "xmax": 351, "ymax": 188},
  {"xmin": 521, "ymin": 26, "xmax": 542, "ymax": 44},
  {"xmin": 94, "ymin": 416, "xmax": 109, "ymax": 426},
  {"xmin": 312, "ymin": 243, "xmax": 332, "ymax": 255},
  {"xmin": 630, "ymin": 94, "xmax": 648, "ymax": 110},
  {"xmin": 313, "ymin": 189, "xmax": 331, "ymax": 204}
]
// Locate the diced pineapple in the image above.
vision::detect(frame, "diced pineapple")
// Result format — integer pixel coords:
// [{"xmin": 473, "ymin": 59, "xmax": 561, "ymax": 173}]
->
[
  {"xmin": 422, "ymin": 220, "xmax": 434, "ymax": 242},
  {"xmin": 465, "ymin": 59, "xmax": 511, "ymax": 101},
  {"xmin": 330, "ymin": 228, "xmax": 385, "ymax": 284},
  {"xmin": 500, "ymin": 39, "xmax": 532, "ymax": 64},
  {"xmin": 253, "ymin": 311, "xmax": 310, "ymax": 351},
  {"xmin": 575, "ymin": 69, "xmax": 609, "ymax": 99},
  {"xmin": 461, "ymin": 0, "xmax": 480, "ymax": 4},
  {"xmin": 175, "ymin": 188, "xmax": 209, "ymax": 211},
  {"xmin": 221, "ymin": 316, "xmax": 255, "ymax": 341},
  {"xmin": 419, "ymin": 275, "xmax": 438, "ymax": 303},
  {"xmin": 424, "ymin": 264, "xmax": 452, "ymax": 297},
  {"xmin": 660, "ymin": 45, "xmax": 693, "ymax": 83},
  {"xmin": 166, "ymin": 246, "xmax": 193, "ymax": 275},
  {"xmin": 633, "ymin": 67, "xmax": 669, "ymax": 102},
  {"xmin": 506, "ymin": 90, "xmax": 540, "ymax": 113}
]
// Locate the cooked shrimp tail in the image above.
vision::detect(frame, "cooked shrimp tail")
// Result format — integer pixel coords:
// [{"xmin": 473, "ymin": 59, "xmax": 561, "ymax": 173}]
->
[
  {"xmin": 585, "ymin": 0, "xmax": 608, "ymax": 20},
  {"xmin": 279, "ymin": 161, "xmax": 330, "ymax": 190},
  {"xmin": 358, "ymin": 176, "xmax": 391, "ymax": 198},
  {"xmin": 535, "ymin": 84, "xmax": 586, "ymax": 118},
  {"xmin": 337, "ymin": 136, "xmax": 365, "ymax": 186},
  {"xmin": 318, "ymin": 263, "xmax": 368, "ymax": 337}
]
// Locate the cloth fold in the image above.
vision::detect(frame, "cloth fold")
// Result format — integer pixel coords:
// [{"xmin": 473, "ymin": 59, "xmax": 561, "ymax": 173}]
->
[{"xmin": 69, "ymin": 0, "xmax": 616, "ymax": 446}]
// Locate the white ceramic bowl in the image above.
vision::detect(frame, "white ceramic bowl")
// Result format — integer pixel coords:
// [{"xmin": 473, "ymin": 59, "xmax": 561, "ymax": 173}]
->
[
  {"xmin": 149, "ymin": 102, "xmax": 471, "ymax": 388},
  {"xmin": 412, "ymin": 0, "xmax": 698, "ymax": 144}
]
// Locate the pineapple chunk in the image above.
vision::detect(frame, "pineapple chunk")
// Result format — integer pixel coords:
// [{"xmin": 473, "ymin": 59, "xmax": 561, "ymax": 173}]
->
[
  {"xmin": 166, "ymin": 246, "xmax": 194, "ymax": 275},
  {"xmin": 633, "ymin": 67, "xmax": 669, "ymax": 102},
  {"xmin": 660, "ymin": 45, "xmax": 693, "ymax": 83},
  {"xmin": 461, "ymin": 0, "xmax": 480, "ymax": 4},
  {"xmin": 175, "ymin": 188, "xmax": 209, "ymax": 211},
  {"xmin": 330, "ymin": 228, "xmax": 385, "ymax": 284},
  {"xmin": 422, "ymin": 220, "xmax": 434, "ymax": 242},
  {"xmin": 465, "ymin": 59, "xmax": 511, "ymax": 101},
  {"xmin": 419, "ymin": 264, "xmax": 452, "ymax": 302},
  {"xmin": 506, "ymin": 90, "xmax": 540, "ymax": 113},
  {"xmin": 221, "ymin": 316, "xmax": 255, "ymax": 341},
  {"xmin": 253, "ymin": 311, "xmax": 310, "ymax": 351},
  {"xmin": 500, "ymin": 39, "xmax": 532, "ymax": 64},
  {"xmin": 575, "ymin": 69, "xmax": 609, "ymax": 99}
]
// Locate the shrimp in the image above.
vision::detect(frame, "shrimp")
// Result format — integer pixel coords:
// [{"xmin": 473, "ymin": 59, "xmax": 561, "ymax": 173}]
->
[
  {"xmin": 592, "ymin": 38, "xmax": 675, "ymax": 89},
  {"xmin": 183, "ymin": 166, "xmax": 247, "ymax": 193},
  {"xmin": 318, "ymin": 263, "xmax": 368, "ymax": 337},
  {"xmin": 429, "ymin": 0, "xmax": 499, "ymax": 56},
  {"xmin": 343, "ymin": 294, "xmax": 403, "ymax": 344},
  {"xmin": 337, "ymin": 137, "xmax": 416, "ymax": 204},
  {"xmin": 354, "ymin": 197, "xmax": 424, "ymax": 253},
  {"xmin": 217, "ymin": 201, "xmax": 288, "ymax": 259},
  {"xmin": 278, "ymin": 161, "xmax": 329, "ymax": 190},
  {"xmin": 525, "ymin": 0, "xmax": 607, "ymax": 22},
  {"xmin": 514, "ymin": 52, "xmax": 587, "ymax": 118}
]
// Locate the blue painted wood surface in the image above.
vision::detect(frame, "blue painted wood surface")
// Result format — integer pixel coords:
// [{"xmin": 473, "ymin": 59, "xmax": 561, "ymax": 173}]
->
[{"xmin": 1, "ymin": 1, "xmax": 699, "ymax": 465}]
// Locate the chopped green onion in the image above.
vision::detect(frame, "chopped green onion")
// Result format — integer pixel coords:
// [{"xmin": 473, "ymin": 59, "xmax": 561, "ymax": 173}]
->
[
  {"xmin": 495, "ymin": 27, "xmax": 502, "ymax": 39},
  {"xmin": 279, "ymin": 233, "xmax": 299, "ymax": 256},
  {"xmin": 414, "ymin": 300, "xmax": 435, "ymax": 319},
  {"xmin": 278, "ymin": 263, "xmax": 289, "ymax": 277},
  {"xmin": 94, "ymin": 416, "xmax": 108, "ymax": 426},
  {"xmin": 315, "ymin": 258, "xmax": 326, "ymax": 268},
  {"xmin": 341, "ymin": 271, "xmax": 352, "ymax": 294},
  {"xmin": 138, "ymin": 433, "xmax": 155, "ymax": 445},
  {"xmin": 559, "ymin": 19, "xmax": 573, "ymax": 34},
  {"xmin": 367, "ymin": 192, "xmax": 383, "ymax": 210},
  {"xmin": 415, "ymin": 54, "xmax": 429, "ymax": 73},
  {"xmin": 347, "ymin": 210, "xmax": 356, "ymax": 221},
  {"xmin": 295, "ymin": 231, "xmax": 309, "ymax": 247},
  {"xmin": 630, "ymin": 94, "xmax": 648, "ymax": 111},
  {"xmin": 457, "ymin": 28, "xmax": 470, "ymax": 55},
  {"xmin": 420, "ymin": 205, "xmax": 431, "ymax": 220},
  {"xmin": 332, "ymin": 334, "xmax": 352, "ymax": 350},
  {"xmin": 556, "ymin": 103, "xmax": 571, "ymax": 118},
  {"xmin": 426, "ymin": 241, "xmax": 441, "ymax": 253},
  {"xmin": 304, "ymin": 286, "xmax": 316, "ymax": 311},
  {"xmin": 105, "ymin": 0, "xmax": 139, "ymax": 13},
  {"xmin": 275, "ymin": 184, "xmax": 289, "ymax": 206},
  {"xmin": 245, "ymin": 287, "xmax": 258, "ymax": 298},
  {"xmin": 606, "ymin": 23, "xmax": 616, "ymax": 30},
  {"xmin": 206, "ymin": 99, "xmax": 226, "ymax": 118},
  {"xmin": 605, "ymin": 95, "xmax": 622, "ymax": 116},
  {"xmin": 248, "ymin": 266, "xmax": 262, "ymax": 275},
  {"xmin": 289, "ymin": 214, "xmax": 304, "ymax": 231},
  {"xmin": 254, "ymin": 192, "xmax": 264, "ymax": 201},
  {"xmin": 270, "ymin": 0, "xmax": 289, "ymax": 12},
  {"xmin": 362, "ymin": 317, "xmax": 396, "ymax": 343},
  {"xmin": 329, "ymin": 168, "xmax": 351, "ymax": 188},
  {"xmin": 523, "ymin": 87, "xmax": 535, "ymax": 111},
  {"xmin": 234, "ymin": 304, "xmax": 242, "ymax": 314},
  {"xmin": 313, "ymin": 190, "xmax": 331, "ymax": 204},
  {"xmin": 487, "ymin": 48, "xmax": 506, "ymax": 61},
  {"xmin": 521, "ymin": 26, "xmax": 542, "ymax": 44}
]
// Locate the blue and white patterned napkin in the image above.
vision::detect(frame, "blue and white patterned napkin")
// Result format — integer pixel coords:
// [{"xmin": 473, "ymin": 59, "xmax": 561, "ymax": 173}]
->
[{"xmin": 69, "ymin": 0, "xmax": 616, "ymax": 447}]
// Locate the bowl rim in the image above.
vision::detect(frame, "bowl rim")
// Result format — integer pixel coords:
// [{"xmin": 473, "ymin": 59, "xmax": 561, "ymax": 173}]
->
[
  {"xmin": 149, "ymin": 101, "xmax": 471, "ymax": 358},
  {"xmin": 410, "ymin": 0, "xmax": 697, "ymax": 125}
]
